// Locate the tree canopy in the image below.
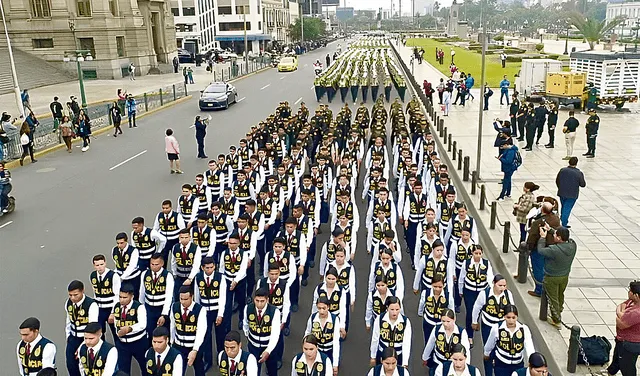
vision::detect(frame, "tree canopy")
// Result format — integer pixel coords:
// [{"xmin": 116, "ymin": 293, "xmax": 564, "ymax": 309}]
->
[
  {"xmin": 569, "ymin": 12, "xmax": 623, "ymax": 49},
  {"xmin": 289, "ymin": 17, "xmax": 327, "ymax": 42}
]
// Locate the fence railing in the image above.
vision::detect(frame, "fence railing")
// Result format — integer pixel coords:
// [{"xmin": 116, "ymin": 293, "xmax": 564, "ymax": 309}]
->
[{"xmin": 207, "ymin": 59, "xmax": 271, "ymax": 83}]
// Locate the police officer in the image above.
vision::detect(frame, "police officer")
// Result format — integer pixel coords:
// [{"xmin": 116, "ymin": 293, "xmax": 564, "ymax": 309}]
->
[
  {"xmin": 365, "ymin": 276, "xmax": 399, "ymax": 331},
  {"xmin": 109, "ymin": 283, "xmax": 148, "ymax": 374},
  {"xmin": 76, "ymin": 323, "xmax": 118, "ymax": 376},
  {"xmin": 17, "ymin": 317, "xmax": 57, "ymax": 376},
  {"xmin": 191, "ymin": 213, "xmax": 215, "ymax": 262},
  {"xmin": 193, "ymin": 256, "xmax": 227, "ymax": 371},
  {"xmin": 242, "ymin": 287, "xmax": 282, "ymax": 376},
  {"xmin": 534, "ymin": 102, "xmax": 549, "ymax": 145},
  {"xmin": 509, "ymin": 94, "xmax": 520, "ymax": 138},
  {"xmin": 584, "ymin": 108, "xmax": 599, "ymax": 158},
  {"xmin": 434, "ymin": 344, "xmax": 481, "ymax": 376},
  {"xmin": 131, "ymin": 216, "xmax": 166, "ymax": 272},
  {"xmin": 417, "ymin": 274, "xmax": 454, "ymax": 345},
  {"xmin": 112, "ymin": 232, "xmax": 142, "ymax": 301},
  {"xmin": 233, "ymin": 170, "xmax": 256, "ymax": 215},
  {"xmin": 523, "ymin": 103, "xmax": 536, "ymax": 151},
  {"xmin": 221, "ymin": 187, "xmax": 240, "ymax": 222},
  {"xmin": 291, "ymin": 335, "xmax": 333, "ymax": 376},
  {"xmin": 139, "ymin": 253, "xmax": 174, "ymax": 344},
  {"xmin": 304, "ymin": 296, "xmax": 341, "ymax": 369},
  {"xmin": 144, "ymin": 326, "xmax": 183, "ymax": 376},
  {"xmin": 193, "ymin": 174, "xmax": 211, "ymax": 215},
  {"xmin": 368, "ymin": 248, "xmax": 405, "ymax": 301},
  {"xmin": 312, "ymin": 267, "xmax": 347, "ymax": 338},
  {"xmin": 205, "ymin": 160, "xmax": 226, "ymax": 204},
  {"xmin": 544, "ymin": 102, "xmax": 558, "ymax": 148},
  {"xmin": 91, "ymin": 254, "xmax": 121, "ymax": 338},
  {"xmin": 208, "ymin": 201, "xmax": 235, "ymax": 265},
  {"xmin": 178, "ymin": 184, "xmax": 200, "ymax": 228},
  {"xmin": 369, "ymin": 297, "xmax": 412, "ymax": 368},
  {"xmin": 65, "ymin": 280, "xmax": 99, "ymax": 376},
  {"xmin": 483, "ymin": 305, "xmax": 536, "ymax": 376},
  {"xmin": 220, "ymin": 233, "xmax": 249, "ymax": 329},
  {"xmin": 258, "ymin": 261, "xmax": 292, "ymax": 358},
  {"xmin": 218, "ymin": 330, "xmax": 259, "ymax": 376},
  {"xmin": 458, "ymin": 246, "xmax": 493, "ymax": 341},
  {"xmin": 170, "ymin": 285, "xmax": 208, "ymax": 376},
  {"xmin": 403, "ymin": 181, "xmax": 428, "ymax": 269},
  {"xmin": 170, "ymin": 229, "xmax": 203, "ymax": 300},
  {"xmin": 277, "ymin": 217, "xmax": 308, "ymax": 311},
  {"xmin": 154, "ymin": 200, "xmax": 186, "ymax": 265},
  {"xmin": 233, "ymin": 213, "xmax": 258, "ymax": 302},
  {"xmin": 422, "ymin": 309, "xmax": 470, "ymax": 376},
  {"xmin": 448, "ymin": 228, "xmax": 475, "ymax": 312}
]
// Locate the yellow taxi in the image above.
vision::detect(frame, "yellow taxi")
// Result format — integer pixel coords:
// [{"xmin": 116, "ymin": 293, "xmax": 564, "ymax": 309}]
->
[{"xmin": 277, "ymin": 56, "xmax": 298, "ymax": 72}]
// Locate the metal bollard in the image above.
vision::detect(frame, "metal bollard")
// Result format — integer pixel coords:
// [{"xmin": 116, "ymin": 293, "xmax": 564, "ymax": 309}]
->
[
  {"xmin": 159, "ymin": 88, "xmax": 163, "ymax": 106},
  {"xmin": 463, "ymin": 156, "xmax": 470, "ymax": 181},
  {"xmin": 457, "ymin": 152, "xmax": 463, "ymax": 170},
  {"xmin": 184, "ymin": 82, "xmax": 188, "ymax": 96},
  {"xmin": 490, "ymin": 201, "xmax": 497, "ymax": 229},
  {"xmin": 143, "ymin": 93, "xmax": 148, "ymax": 112},
  {"xmin": 447, "ymin": 134, "xmax": 452, "ymax": 152},
  {"xmin": 539, "ymin": 286, "xmax": 549, "ymax": 321},
  {"xmin": 517, "ymin": 242, "xmax": 529, "ymax": 284},
  {"xmin": 502, "ymin": 221, "xmax": 511, "ymax": 253},
  {"xmin": 567, "ymin": 326, "xmax": 581, "ymax": 373},
  {"xmin": 452, "ymin": 141, "xmax": 457, "ymax": 160},
  {"xmin": 471, "ymin": 171, "xmax": 476, "ymax": 194},
  {"xmin": 443, "ymin": 127, "xmax": 448, "ymax": 141},
  {"xmin": 438, "ymin": 120, "xmax": 443, "ymax": 136},
  {"xmin": 438, "ymin": 118, "xmax": 444, "ymax": 133},
  {"xmin": 480, "ymin": 185, "xmax": 486, "ymax": 210}
]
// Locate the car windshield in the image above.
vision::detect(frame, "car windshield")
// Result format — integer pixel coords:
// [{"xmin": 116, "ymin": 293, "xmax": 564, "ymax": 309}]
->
[
  {"xmin": 281, "ymin": 57, "xmax": 295, "ymax": 64},
  {"xmin": 205, "ymin": 85, "xmax": 227, "ymax": 93}
]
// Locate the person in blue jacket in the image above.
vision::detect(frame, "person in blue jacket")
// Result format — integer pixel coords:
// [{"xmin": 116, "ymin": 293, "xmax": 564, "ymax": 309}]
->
[
  {"xmin": 126, "ymin": 94, "xmax": 137, "ymax": 128},
  {"xmin": 500, "ymin": 75, "xmax": 510, "ymax": 105},
  {"xmin": 465, "ymin": 74, "xmax": 475, "ymax": 101},
  {"xmin": 497, "ymin": 143, "xmax": 520, "ymax": 200}
]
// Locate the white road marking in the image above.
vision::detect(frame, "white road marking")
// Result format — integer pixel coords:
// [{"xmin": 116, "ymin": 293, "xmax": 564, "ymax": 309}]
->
[
  {"xmin": 294, "ymin": 97, "xmax": 303, "ymax": 105},
  {"xmin": 109, "ymin": 150, "xmax": 147, "ymax": 171},
  {"xmin": 260, "ymin": 84, "xmax": 270, "ymax": 90},
  {"xmin": 237, "ymin": 97, "xmax": 246, "ymax": 102},
  {"xmin": 0, "ymin": 221, "xmax": 13, "ymax": 229},
  {"xmin": 304, "ymin": 64, "xmax": 308, "ymax": 67}
]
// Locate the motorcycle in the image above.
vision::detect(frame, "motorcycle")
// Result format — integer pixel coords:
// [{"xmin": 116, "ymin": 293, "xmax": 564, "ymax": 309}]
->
[{"xmin": 313, "ymin": 63, "xmax": 323, "ymax": 77}]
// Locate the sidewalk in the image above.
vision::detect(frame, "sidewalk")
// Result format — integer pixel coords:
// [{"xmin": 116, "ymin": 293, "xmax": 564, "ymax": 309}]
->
[{"xmin": 395, "ymin": 40, "xmax": 640, "ymax": 374}]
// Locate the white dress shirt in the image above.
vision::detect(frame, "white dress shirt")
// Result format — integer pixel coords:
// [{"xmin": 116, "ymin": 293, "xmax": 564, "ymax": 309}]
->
[
  {"xmin": 369, "ymin": 312, "xmax": 412, "ymax": 367},
  {"xmin": 170, "ymin": 242, "xmax": 203, "ymax": 281},
  {"xmin": 242, "ymin": 305, "xmax": 282, "ymax": 354},
  {"xmin": 290, "ymin": 351, "xmax": 334, "ymax": 376},
  {"xmin": 218, "ymin": 350, "xmax": 258, "ymax": 376},
  {"xmin": 16, "ymin": 334, "xmax": 56, "ymax": 376},
  {"xmin": 111, "ymin": 302, "xmax": 147, "ymax": 342},
  {"xmin": 139, "ymin": 268, "xmax": 175, "ymax": 316},
  {"xmin": 78, "ymin": 340, "xmax": 118, "ymax": 376},
  {"xmin": 146, "ymin": 345, "xmax": 183, "ymax": 376}
]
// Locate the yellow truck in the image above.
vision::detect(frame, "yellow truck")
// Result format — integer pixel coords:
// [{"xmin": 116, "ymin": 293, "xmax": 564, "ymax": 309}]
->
[{"xmin": 544, "ymin": 72, "xmax": 587, "ymax": 108}]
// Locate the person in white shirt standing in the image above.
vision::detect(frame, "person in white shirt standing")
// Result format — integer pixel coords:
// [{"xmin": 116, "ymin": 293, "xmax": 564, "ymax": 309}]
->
[{"xmin": 16, "ymin": 317, "xmax": 57, "ymax": 376}]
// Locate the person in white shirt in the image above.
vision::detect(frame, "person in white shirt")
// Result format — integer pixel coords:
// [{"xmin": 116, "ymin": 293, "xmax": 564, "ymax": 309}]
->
[
  {"xmin": 91, "ymin": 254, "xmax": 121, "ymax": 339},
  {"xmin": 65, "ymin": 280, "xmax": 100, "ymax": 376},
  {"xmin": 366, "ymin": 347, "xmax": 410, "ymax": 376},
  {"xmin": 109, "ymin": 283, "xmax": 148, "ymax": 374},
  {"xmin": 16, "ymin": 317, "xmax": 57, "ymax": 376},
  {"xmin": 369, "ymin": 297, "xmax": 412, "ymax": 368},
  {"xmin": 77, "ymin": 323, "xmax": 118, "ymax": 376},
  {"xmin": 421, "ymin": 309, "xmax": 471, "ymax": 374},
  {"xmin": 112, "ymin": 232, "xmax": 142, "ymax": 300},
  {"xmin": 434, "ymin": 344, "xmax": 481, "ymax": 376},
  {"xmin": 304, "ymin": 296, "xmax": 342, "ymax": 370},
  {"xmin": 170, "ymin": 286, "xmax": 208, "ymax": 376},
  {"xmin": 218, "ymin": 330, "xmax": 258, "ymax": 376},
  {"xmin": 290, "ymin": 335, "xmax": 334, "ymax": 376},
  {"xmin": 170, "ymin": 229, "xmax": 203, "ymax": 300},
  {"xmin": 130, "ymin": 216, "xmax": 167, "ymax": 271},
  {"xmin": 484, "ymin": 305, "xmax": 536, "ymax": 376},
  {"xmin": 145, "ymin": 326, "xmax": 184, "ymax": 376},
  {"xmin": 139, "ymin": 254, "xmax": 175, "ymax": 345}
]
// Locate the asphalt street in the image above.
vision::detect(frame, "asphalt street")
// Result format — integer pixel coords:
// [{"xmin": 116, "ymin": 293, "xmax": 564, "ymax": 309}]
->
[{"xmin": 1, "ymin": 42, "xmax": 489, "ymax": 375}]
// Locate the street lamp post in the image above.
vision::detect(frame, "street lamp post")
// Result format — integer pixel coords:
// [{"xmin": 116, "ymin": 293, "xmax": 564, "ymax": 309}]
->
[
  {"xmin": 67, "ymin": 19, "xmax": 91, "ymax": 109},
  {"xmin": 634, "ymin": 21, "xmax": 640, "ymax": 52},
  {"xmin": 0, "ymin": 0, "xmax": 25, "ymax": 118},
  {"xmin": 476, "ymin": 0, "xmax": 487, "ymax": 180},
  {"xmin": 563, "ymin": 22, "xmax": 570, "ymax": 55},
  {"xmin": 243, "ymin": 11, "xmax": 249, "ymax": 74}
]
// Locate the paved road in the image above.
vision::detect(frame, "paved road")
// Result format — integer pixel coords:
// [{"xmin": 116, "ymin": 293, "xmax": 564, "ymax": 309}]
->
[{"xmin": 1, "ymin": 42, "xmax": 488, "ymax": 375}]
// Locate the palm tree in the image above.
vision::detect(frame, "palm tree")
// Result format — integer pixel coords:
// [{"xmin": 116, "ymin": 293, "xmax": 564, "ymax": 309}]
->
[{"xmin": 569, "ymin": 12, "xmax": 624, "ymax": 50}]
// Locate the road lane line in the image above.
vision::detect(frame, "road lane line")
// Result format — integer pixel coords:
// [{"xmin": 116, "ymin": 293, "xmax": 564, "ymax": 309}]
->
[
  {"xmin": 109, "ymin": 150, "xmax": 147, "ymax": 171},
  {"xmin": 304, "ymin": 64, "xmax": 308, "ymax": 67},
  {"xmin": 310, "ymin": 85, "xmax": 314, "ymax": 90},
  {"xmin": 260, "ymin": 84, "xmax": 270, "ymax": 90},
  {"xmin": 280, "ymin": 76, "xmax": 286, "ymax": 80},
  {"xmin": 294, "ymin": 97, "xmax": 303, "ymax": 105},
  {"xmin": 237, "ymin": 97, "xmax": 246, "ymax": 102},
  {"xmin": 0, "ymin": 221, "xmax": 13, "ymax": 229}
]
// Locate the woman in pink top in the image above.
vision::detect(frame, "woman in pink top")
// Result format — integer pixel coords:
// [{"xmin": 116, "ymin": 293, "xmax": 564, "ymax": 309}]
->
[
  {"xmin": 165, "ymin": 128, "xmax": 183, "ymax": 174},
  {"xmin": 607, "ymin": 280, "xmax": 640, "ymax": 376}
]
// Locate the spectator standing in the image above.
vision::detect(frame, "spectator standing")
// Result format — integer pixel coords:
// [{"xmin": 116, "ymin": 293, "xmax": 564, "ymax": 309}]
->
[
  {"xmin": 423, "ymin": 80, "xmax": 435, "ymax": 105},
  {"xmin": 183, "ymin": 67, "xmax": 188, "ymax": 84},
  {"xmin": 126, "ymin": 95, "xmax": 137, "ymax": 128},
  {"xmin": 607, "ymin": 280, "xmax": 640, "ymax": 376},
  {"xmin": 437, "ymin": 79, "xmax": 445, "ymax": 105},
  {"xmin": 483, "ymin": 85, "xmax": 493, "ymax": 111},
  {"xmin": 129, "ymin": 63, "xmax": 136, "ymax": 80},
  {"xmin": 500, "ymin": 75, "xmax": 510, "ymax": 105},
  {"xmin": 555, "ymin": 157, "xmax": 586, "ymax": 228},
  {"xmin": 21, "ymin": 89, "xmax": 31, "ymax": 116},
  {"xmin": 497, "ymin": 143, "xmax": 519, "ymax": 200},
  {"xmin": 442, "ymin": 89, "xmax": 452, "ymax": 116},
  {"xmin": 326, "ymin": 53, "xmax": 331, "ymax": 68},
  {"xmin": 526, "ymin": 202, "xmax": 560, "ymax": 297},
  {"xmin": 533, "ymin": 102, "xmax": 549, "ymax": 145},
  {"xmin": 562, "ymin": 111, "xmax": 580, "ymax": 160},
  {"xmin": 450, "ymin": 48, "xmax": 456, "ymax": 64},
  {"xmin": 187, "ymin": 67, "xmax": 194, "ymax": 84},
  {"xmin": 69, "ymin": 96, "xmax": 81, "ymax": 120},
  {"xmin": 19, "ymin": 121, "xmax": 36, "ymax": 166},
  {"xmin": 537, "ymin": 226, "xmax": 576, "ymax": 327},
  {"xmin": 49, "ymin": 96, "xmax": 64, "ymax": 130},
  {"xmin": 75, "ymin": 110, "xmax": 92, "ymax": 152},
  {"xmin": 0, "ymin": 113, "xmax": 18, "ymax": 162},
  {"xmin": 59, "ymin": 115, "xmax": 74, "ymax": 153},
  {"xmin": 545, "ymin": 102, "xmax": 558, "ymax": 148},
  {"xmin": 110, "ymin": 102, "xmax": 123, "ymax": 137},
  {"xmin": 465, "ymin": 74, "xmax": 475, "ymax": 101},
  {"xmin": 165, "ymin": 128, "xmax": 183, "ymax": 174},
  {"xmin": 513, "ymin": 182, "xmax": 539, "ymax": 242},
  {"xmin": 173, "ymin": 56, "xmax": 179, "ymax": 73},
  {"xmin": 500, "ymin": 53, "xmax": 507, "ymax": 68},
  {"xmin": 117, "ymin": 89, "xmax": 127, "ymax": 114},
  {"xmin": 584, "ymin": 108, "xmax": 599, "ymax": 158}
]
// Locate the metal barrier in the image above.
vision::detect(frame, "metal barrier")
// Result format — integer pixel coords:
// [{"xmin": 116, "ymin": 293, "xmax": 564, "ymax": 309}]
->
[
  {"xmin": 502, "ymin": 221, "xmax": 511, "ymax": 253},
  {"xmin": 517, "ymin": 242, "xmax": 529, "ymax": 283},
  {"xmin": 470, "ymin": 171, "xmax": 477, "ymax": 194},
  {"xmin": 463, "ymin": 156, "xmax": 470, "ymax": 181},
  {"xmin": 452, "ymin": 141, "xmax": 457, "ymax": 160},
  {"xmin": 490, "ymin": 201, "xmax": 497, "ymax": 229},
  {"xmin": 567, "ymin": 326, "xmax": 581, "ymax": 373},
  {"xmin": 480, "ymin": 185, "xmax": 486, "ymax": 210}
]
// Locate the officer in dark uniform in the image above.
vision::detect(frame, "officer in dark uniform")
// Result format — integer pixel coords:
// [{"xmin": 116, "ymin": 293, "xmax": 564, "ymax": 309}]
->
[
  {"xmin": 91, "ymin": 254, "xmax": 120, "ymax": 340},
  {"xmin": 584, "ymin": 108, "xmax": 599, "ymax": 158},
  {"xmin": 144, "ymin": 326, "xmax": 183, "ymax": 376},
  {"xmin": 17, "ymin": 317, "xmax": 57, "ymax": 376},
  {"xmin": 257, "ymin": 261, "xmax": 291, "ymax": 361},
  {"xmin": 523, "ymin": 103, "xmax": 536, "ymax": 151},
  {"xmin": 369, "ymin": 297, "xmax": 412, "ymax": 368},
  {"xmin": 242, "ymin": 287, "xmax": 282, "ymax": 376},
  {"xmin": 191, "ymin": 213, "xmax": 214, "ymax": 262},
  {"xmin": 170, "ymin": 285, "xmax": 208, "ymax": 376},
  {"xmin": 65, "ymin": 280, "xmax": 99, "ymax": 376},
  {"xmin": 109, "ymin": 283, "xmax": 148, "ymax": 374},
  {"xmin": 218, "ymin": 330, "xmax": 259, "ymax": 376},
  {"xmin": 509, "ymin": 94, "xmax": 520, "ymax": 138},
  {"xmin": 154, "ymin": 199, "xmax": 186, "ymax": 265},
  {"xmin": 545, "ymin": 102, "xmax": 558, "ymax": 148},
  {"xmin": 305, "ymin": 296, "xmax": 341, "ymax": 368},
  {"xmin": 515, "ymin": 101, "xmax": 527, "ymax": 142},
  {"xmin": 76, "ymin": 323, "xmax": 118, "ymax": 376},
  {"xmin": 139, "ymin": 253, "xmax": 174, "ymax": 345},
  {"xmin": 208, "ymin": 201, "xmax": 234, "ymax": 265},
  {"xmin": 113, "ymin": 232, "xmax": 142, "ymax": 301}
]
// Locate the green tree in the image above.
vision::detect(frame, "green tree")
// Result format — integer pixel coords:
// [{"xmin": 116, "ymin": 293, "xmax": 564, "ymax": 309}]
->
[
  {"xmin": 569, "ymin": 13, "xmax": 623, "ymax": 49},
  {"xmin": 289, "ymin": 17, "xmax": 327, "ymax": 42}
]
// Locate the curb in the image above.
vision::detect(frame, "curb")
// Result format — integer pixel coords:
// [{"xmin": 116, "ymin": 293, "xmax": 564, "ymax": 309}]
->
[
  {"xmin": 389, "ymin": 41, "xmax": 569, "ymax": 376},
  {"xmin": 4, "ymin": 95, "xmax": 193, "ymax": 170}
]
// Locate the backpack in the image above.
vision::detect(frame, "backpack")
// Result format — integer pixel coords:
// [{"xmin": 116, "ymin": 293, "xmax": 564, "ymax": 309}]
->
[
  {"xmin": 512, "ymin": 149, "xmax": 522, "ymax": 169},
  {"xmin": 487, "ymin": 88, "xmax": 494, "ymax": 97},
  {"xmin": 578, "ymin": 336, "xmax": 611, "ymax": 365}
]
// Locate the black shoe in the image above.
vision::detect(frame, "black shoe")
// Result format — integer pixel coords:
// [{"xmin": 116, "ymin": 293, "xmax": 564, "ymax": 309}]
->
[
  {"xmin": 545, "ymin": 145, "xmax": 554, "ymax": 148},
  {"xmin": 565, "ymin": 225, "xmax": 572, "ymax": 228},
  {"xmin": 524, "ymin": 147, "xmax": 532, "ymax": 151},
  {"xmin": 283, "ymin": 327, "xmax": 290, "ymax": 336},
  {"xmin": 291, "ymin": 304, "xmax": 299, "ymax": 312},
  {"xmin": 582, "ymin": 152, "xmax": 591, "ymax": 156},
  {"xmin": 586, "ymin": 154, "xmax": 595, "ymax": 158},
  {"xmin": 19, "ymin": 159, "xmax": 23, "ymax": 166},
  {"xmin": 32, "ymin": 159, "xmax": 37, "ymax": 163},
  {"xmin": 517, "ymin": 138, "xmax": 524, "ymax": 141},
  {"xmin": 301, "ymin": 279, "xmax": 308, "ymax": 287},
  {"xmin": 309, "ymin": 261, "xmax": 315, "ymax": 268}
]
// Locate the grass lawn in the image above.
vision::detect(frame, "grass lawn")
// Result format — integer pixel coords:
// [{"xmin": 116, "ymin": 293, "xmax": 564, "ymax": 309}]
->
[{"xmin": 406, "ymin": 38, "xmax": 521, "ymax": 88}]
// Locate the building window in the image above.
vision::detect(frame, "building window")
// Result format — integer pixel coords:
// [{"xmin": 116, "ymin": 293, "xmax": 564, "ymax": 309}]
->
[
  {"xmin": 218, "ymin": 6, "xmax": 232, "ymax": 14},
  {"xmin": 30, "ymin": 0, "xmax": 51, "ymax": 18},
  {"xmin": 175, "ymin": 23, "xmax": 195, "ymax": 32},
  {"xmin": 109, "ymin": 0, "xmax": 118, "ymax": 16},
  {"xmin": 258, "ymin": 21, "xmax": 261, "ymax": 30},
  {"xmin": 182, "ymin": 7, "xmax": 195, "ymax": 15},
  {"xmin": 77, "ymin": 0, "xmax": 92, "ymax": 16},
  {"xmin": 32, "ymin": 38, "xmax": 54, "ymax": 48},
  {"xmin": 79, "ymin": 37, "xmax": 96, "ymax": 57},
  {"xmin": 116, "ymin": 36, "xmax": 125, "ymax": 57},
  {"xmin": 219, "ymin": 21, "xmax": 250, "ymax": 31},
  {"xmin": 171, "ymin": 7, "xmax": 179, "ymax": 16},
  {"xmin": 235, "ymin": 5, "xmax": 249, "ymax": 14}
]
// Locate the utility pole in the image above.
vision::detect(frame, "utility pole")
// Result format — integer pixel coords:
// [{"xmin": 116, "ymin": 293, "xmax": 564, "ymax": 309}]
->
[
  {"xmin": 476, "ymin": 0, "xmax": 487, "ymax": 180},
  {"xmin": 300, "ymin": 3, "xmax": 304, "ymax": 46},
  {"xmin": 0, "ymin": 0, "xmax": 25, "ymax": 118},
  {"xmin": 243, "ymin": 11, "xmax": 248, "ymax": 73}
]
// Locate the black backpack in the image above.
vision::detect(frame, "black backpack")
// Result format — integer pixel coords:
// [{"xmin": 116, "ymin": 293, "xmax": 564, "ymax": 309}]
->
[{"xmin": 578, "ymin": 336, "xmax": 611, "ymax": 365}]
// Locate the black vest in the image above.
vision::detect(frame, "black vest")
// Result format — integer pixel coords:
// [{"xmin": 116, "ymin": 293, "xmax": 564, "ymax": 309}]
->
[
  {"xmin": 145, "ymin": 347, "xmax": 181, "ymax": 376},
  {"xmin": 78, "ymin": 342, "xmax": 114, "ymax": 376},
  {"xmin": 18, "ymin": 337, "xmax": 53, "ymax": 375}
]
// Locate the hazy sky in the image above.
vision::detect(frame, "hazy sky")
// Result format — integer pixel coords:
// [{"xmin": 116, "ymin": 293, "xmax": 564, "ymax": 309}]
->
[{"xmin": 340, "ymin": 0, "xmax": 453, "ymax": 11}]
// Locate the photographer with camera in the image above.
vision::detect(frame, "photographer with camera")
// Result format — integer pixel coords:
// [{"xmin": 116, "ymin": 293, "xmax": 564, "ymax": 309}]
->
[{"xmin": 526, "ymin": 202, "xmax": 560, "ymax": 298}]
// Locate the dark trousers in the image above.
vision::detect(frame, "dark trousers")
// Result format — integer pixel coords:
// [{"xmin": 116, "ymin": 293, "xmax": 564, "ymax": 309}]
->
[
  {"xmin": 519, "ymin": 223, "xmax": 527, "ymax": 243},
  {"xmin": 608, "ymin": 339, "xmax": 640, "ymax": 376},
  {"xmin": 197, "ymin": 137, "xmax": 206, "ymax": 158},
  {"xmin": 82, "ymin": 136, "xmax": 90, "ymax": 148},
  {"xmin": 524, "ymin": 123, "xmax": 536, "ymax": 148},
  {"xmin": 161, "ymin": 238, "xmax": 179, "ymax": 265},
  {"xmin": 547, "ymin": 124, "xmax": 556, "ymax": 145},
  {"xmin": 138, "ymin": 258, "xmax": 150, "ymax": 272},
  {"xmin": 257, "ymin": 237, "xmax": 267, "ymax": 276},
  {"xmin": 20, "ymin": 144, "xmax": 34, "ymax": 162},
  {"xmin": 115, "ymin": 338, "xmax": 147, "ymax": 375},
  {"xmin": 123, "ymin": 277, "xmax": 141, "ymax": 301},
  {"xmin": 535, "ymin": 122, "xmax": 545, "ymax": 143},
  {"xmin": 498, "ymin": 170, "xmax": 514, "ymax": 199},
  {"xmin": 509, "ymin": 116, "xmax": 518, "ymax": 137},
  {"xmin": 174, "ymin": 344, "xmax": 205, "ymax": 376},
  {"xmin": 290, "ymin": 274, "xmax": 301, "ymax": 307},
  {"xmin": 517, "ymin": 119, "xmax": 526, "ymax": 140},
  {"xmin": 145, "ymin": 305, "xmax": 168, "ymax": 347},
  {"xmin": 214, "ymin": 242, "xmax": 226, "ymax": 265},
  {"xmin": 174, "ymin": 276, "xmax": 187, "ymax": 301},
  {"xmin": 202, "ymin": 309, "xmax": 226, "ymax": 370},
  {"xmin": 484, "ymin": 95, "xmax": 490, "ymax": 110},
  {"xmin": 422, "ymin": 320, "xmax": 435, "ymax": 345},
  {"xmin": 246, "ymin": 259, "xmax": 256, "ymax": 301},
  {"xmin": 225, "ymin": 279, "xmax": 247, "ymax": 325},
  {"xmin": 320, "ymin": 202, "xmax": 330, "ymax": 224},
  {"xmin": 530, "ymin": 249, "xmax": 544, "ymax": 295},
  {"xmin": 97, "ymin": 307, "xmax": 117, "ymax": 341},
  {"xmin": 500, "ymin": 90, "xmax": 509, "ymax": 105},
  {"xmin": 128, "ymin": 112, "xmax": 136, "ymax": 127},
  {"xmin": 481, "ymin": 323, "xmax": 495, "ymax": 376},
  {"xmin": 406, "ymin": 221, "xmax": 420, "ymax": 267},
  {"xmin": 559, "ymin": 196, "xmax": 577, "ymax": 227},
  {"xmin": 438, "ymin": 91, "xmax": 444, "ymax": 104},
  {"xmin": 66, "ymin": 336, "xmax": 84, "ymax": 376},
  {"xmin": 587, "ymin": 135, "xmax": 597, "ymax": 155},
  {"xmin": 494, "ymin": 359, "xmax": 523, "ymax": 376},
  {"xmin": 462, "ymin": 289, "xmax": 480, "ymax": 338},
  {"xmin": 248, "ymin": 343, "xmax": 279, "ymax": 376}
]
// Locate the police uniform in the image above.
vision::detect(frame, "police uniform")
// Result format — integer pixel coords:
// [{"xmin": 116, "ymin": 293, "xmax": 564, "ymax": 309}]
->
[
  {"xmin": 444, "ymin": 215, "xmax": 478, "ymax": 249},
  {"xmin": 422, "ymin": 323, "xmax": 470, "ymax": 375},
  {"xmin": 170, "ymin": 301, "xmax": 208, "ymax": 376},
  {"xmin": 366, "ymin": 197, "xmax": 397, "ymax": 229},
  {"xmin": 429, "ymin": 182, "xmax": 453, "ymax": 209},
  {"xmin": 217, "ymin": 349, "xmax": 258, "ymax": 376},
  {"xmin": 192, "ymin": 183, "xmax": 211, "ymax": 215},
  {"xmin": 257, "ymin": 276, "xmax": 291, "ymax": 362},
  {"xmin": 458, "ymin": 258, "xmax": 493, "ymax": 338},
  {"xmin": 16, "ymin": 334, "xmax": 56, "ymax": 376},
  {"xmin": 312, "ymin": 283, "xmax": 348, "ymax": 331},
  {"xmin": 435, "ymin": 362, "xmax": 481, "ymax": 376},
  {"xmin": 65, "ymin": 296, "xmax": 99, "ymax": 376},
  {"xmin": 418, "ymin": 286, "xmax": 455, "ymax": 344},
  {"xmin": 170, "ymin": 241, "xmax": 202, "ymax": 300},
  {"xmin": 372, "ymin": 239, "xmax": 402, "ymax": 264},
  {"xmin": 178, "ymin": 194, "xmax": 199, "ymax": 226},
  {"xmin": 413, "ymin": 230, "xmax": 439, "ymax": 268},
  {"xmin": 291, "ymin": 352, "xmax": 333, "ymax": 376},
  {"xmin": 367, "ymin": 218, "xmax": 392, "ymax": 255},
  {"xmin": 305, "ymin": 312, "xmax": 341, "ymax": 365},
  {"xmin": 242, "ymin": 302, "xmax": 282, "ymax": 376},
  {"xmin": 484, "ymin": 321, "xmax": 536, "ymax": 376},
  {"xmin": 144, "ymin": 344, "xmax": 183, "ymax": 376},
  {"xmin": 139, "ymin": 267, "xmax": 174, "ymax": 343},
  {"xmin": 318, "ymin": 239, "xmax": 351, "ymax": 276},
  {"xmin": 77, "ymin": 340, "xmax": 118, "ymax": 376},
  {"xmin": 368, "ymin": 261, "xmax": 405, "ymax": 301},
  {"xmin": 234, "ymin": 226, "xmax": 257, "ymax": 300},
  {"xmin": 154, "ymin": 210, "xmax": 186, "ymax": 264},
  {"xmin": 113, "ymin": 244, "xmax": 142, "ymax": 300},
  {"xmin": 436, "ymin": 201, "xmax": 457, "ymax": 239},
  {"xmin": 226, "ymin": 152, "xmax": 242, "ymax": 180},
  {"xmin": 448, "ymin": 239, "xmax": 476, "ymax": 310},
  {"xmin": 205, "ymin": 168, "xmax": 226, "ymax": 203},
  {"xmin": 276, "ymin": 229, "xmax": 308, "ymax": 308},
  {"xmin": 369, "ymin": 312, "xmax": 412, "ymax": 367},
  {"xmin": 232, "ymin": 180, "xmax": 255, "ymax": 215},
  {"xmin": 247, "ymin": 209, "xmax": 267, "ymax": 275},
  {"xmin": 585, "ymin": 112, "xmax": 599, "ymax": 156},
  {"xmin": 131, "ymin": 227, "xmax": 167, "ymax": 271},
  {"xmin": 90, "ymin": 268, "xmax": 121, "ymax": 338},
  {"xmin": 208, "ymin": 212, "xmax": 234, "ymax": 265},
  {"xmin": 221, "ymin": 196, "xmax": 240, "ymax": 222},
  {"xmin": 219, "ymin": 247, "xmax": 249, "ymax": 326},
  {"xmin": 364, "ymin": 286, "xmax": 399, "ymax": 329},
  {"xmin": 193, "ymin": 269, "xmax": 227, "ymax": 370},
  {"xmin": 403, "ymin": 192, "xmax": 428, "ymax": 266},
  {"xmin": 191, "ymin": 225, "xmax": 215, "ymax": 263},
  {"xmin": 112, "ymin": 299, "xmax": 148, "ymax": 374}
]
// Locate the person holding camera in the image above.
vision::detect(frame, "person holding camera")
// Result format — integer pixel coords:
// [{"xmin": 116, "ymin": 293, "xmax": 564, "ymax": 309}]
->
[
  {"xmin": 526, "ymin": 202, "xmax": 560, "ymax": 298},
  {"xmin": 536, "ymin": 225, "xmax": 576, "ymax": 328}
]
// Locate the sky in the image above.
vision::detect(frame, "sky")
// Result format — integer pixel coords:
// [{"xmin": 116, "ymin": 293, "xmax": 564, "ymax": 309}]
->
[{"xmin": 340, "ymin": 0, "xmax": 453, "ymax": 12}]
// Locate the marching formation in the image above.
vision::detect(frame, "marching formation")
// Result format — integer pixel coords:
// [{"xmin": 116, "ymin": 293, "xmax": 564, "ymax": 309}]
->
[{"xmin": 17, "ymin": 91, "xmax": 551, "ymax": 376}]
